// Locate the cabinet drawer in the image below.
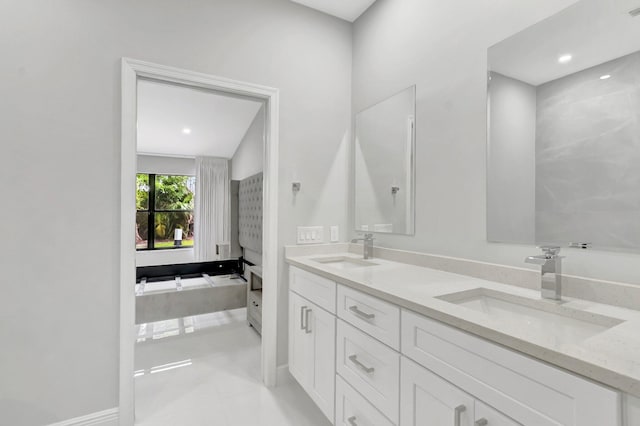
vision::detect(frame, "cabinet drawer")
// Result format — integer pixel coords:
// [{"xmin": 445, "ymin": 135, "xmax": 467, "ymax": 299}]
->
[
  {"xmin": 401, "ymin": 309, "xmax": 620, "ymax": 426},
  {"xmin": 248, "ymin": 291, "xmax": 262, "ymax": 315},
  {"xmin": 337, "ymin": 319, "xmax": 400, "ymax": 423},
  {"xmin": 290, "ymin": 266, "xmax": 336, "ymax": 314},
  {"xmin": 337, "ymin": 285, "xmax": 400, "ymax": 350},
  {"xmin": 336, "ymin": 375, "xmax": 394, "ymax": 426},
  {"xmin": 626, "ymin": 394, "xmax": 640, "ymax": 426}
]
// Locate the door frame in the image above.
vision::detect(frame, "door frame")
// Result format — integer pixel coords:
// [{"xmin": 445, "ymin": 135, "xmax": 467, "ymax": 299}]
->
[{"xmin": 119, "ymin": 58, "xmax": 280, "ymax": 425}]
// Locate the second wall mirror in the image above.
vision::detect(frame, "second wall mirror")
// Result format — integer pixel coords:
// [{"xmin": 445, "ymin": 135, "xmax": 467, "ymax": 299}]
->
[{"xmin": 487, "ymin": 0, "xmax": 640, "ymax": 252}]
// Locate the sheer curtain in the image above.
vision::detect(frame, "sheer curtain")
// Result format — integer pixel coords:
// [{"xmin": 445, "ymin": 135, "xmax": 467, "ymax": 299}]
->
[{"xmin": 194, "ymin": 157, "xmax": 230, "ymax": 261}]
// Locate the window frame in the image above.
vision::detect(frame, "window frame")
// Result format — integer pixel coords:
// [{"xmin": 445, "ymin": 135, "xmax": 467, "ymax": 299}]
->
[{"xmin": 136, "ymin": 173, "xmax": 195, "ymax": 251}]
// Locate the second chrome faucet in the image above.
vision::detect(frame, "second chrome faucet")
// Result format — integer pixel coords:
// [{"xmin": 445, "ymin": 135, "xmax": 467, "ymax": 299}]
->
[
  {"xmin": 351, "ymin": 233, "xmax": 375, "ymax": 259},
  {"xmin": 525, "ymin": 246, "xmax": 563, "ymax": 301}
]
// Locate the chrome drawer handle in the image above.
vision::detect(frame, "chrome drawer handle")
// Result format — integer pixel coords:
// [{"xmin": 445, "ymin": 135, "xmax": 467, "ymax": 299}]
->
[
  {"xmin": 347, "ymin": 416, "xmax": 358, "ymax": 426},
  {"xmin": 454, "ymin": 405, "xmax": 466, "ymax": 426},
  {"xmin": 475, "ymin": 419, "xmax": 488, "ymax": 426},
  {"xmin": 305, "ymin": 308, "xmax": 312, "ymax": 334},
  {"xmin": 348, "ymin": 354, "xmax": 375, "ymax": 373},
  {"xmin": 349, "ymin": 305, "xmax": 375, "ymax": 320},
  {"xmin": 300, "ymin": 306, "xmax": 307, "ymax": 331}
]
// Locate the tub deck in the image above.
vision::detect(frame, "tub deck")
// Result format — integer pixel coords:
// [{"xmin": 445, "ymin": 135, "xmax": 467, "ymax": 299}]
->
[{"xmin": 135, "ymin": 274, "xmax": 247, "ymax": 324}]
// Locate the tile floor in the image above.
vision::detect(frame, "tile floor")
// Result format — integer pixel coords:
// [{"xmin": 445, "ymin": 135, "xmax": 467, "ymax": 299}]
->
[{"xmin": 134, "ymin": 308, "xmax": 331, "ymax": 426}]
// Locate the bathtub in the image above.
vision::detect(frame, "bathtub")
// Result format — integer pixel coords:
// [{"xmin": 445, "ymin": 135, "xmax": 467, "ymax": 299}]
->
[{"xmin": 135, "ymin": 273, "xmax": 247, "ymax": 324}]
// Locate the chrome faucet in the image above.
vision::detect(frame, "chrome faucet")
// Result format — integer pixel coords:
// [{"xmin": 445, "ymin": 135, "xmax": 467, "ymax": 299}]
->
[
  {"xmin": 525, "ymin": 246, "xmax": 563, "ymax": 300},
  {"xmin": 351, "ymin": 233, "xmax": 375, "ymax": 259}
]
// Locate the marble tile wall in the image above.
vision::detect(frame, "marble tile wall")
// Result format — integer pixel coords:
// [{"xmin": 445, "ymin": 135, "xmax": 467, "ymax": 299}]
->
[{"xmin": 535, "ymin": 51, "xmax": 640, "ymax": 249}]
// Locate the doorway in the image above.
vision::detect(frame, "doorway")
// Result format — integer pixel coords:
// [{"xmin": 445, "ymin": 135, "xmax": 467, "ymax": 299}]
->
[{"xmin": 120, "ymin": 58, "xmax": 280, "ymax": 426}]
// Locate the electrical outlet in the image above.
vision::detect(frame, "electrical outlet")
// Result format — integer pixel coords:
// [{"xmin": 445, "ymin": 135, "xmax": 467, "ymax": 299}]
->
[{"xmin": 297, "ymin": 226, "xmax": 324, "ymax": 244}]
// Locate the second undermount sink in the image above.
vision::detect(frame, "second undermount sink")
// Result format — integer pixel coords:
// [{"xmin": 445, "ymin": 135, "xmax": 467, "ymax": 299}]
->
[
  {"xmin": 437, "ymin": 288, "xmax": 622, "ymax": 344},
  {"xmin": 310, "ymin": 256, "xmax": 378, "ymax": 270}
]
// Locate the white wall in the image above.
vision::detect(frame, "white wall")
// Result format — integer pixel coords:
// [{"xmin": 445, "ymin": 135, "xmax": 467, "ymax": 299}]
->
[
  {"xmin": 231, "ymin": 105, "xmax": 265, "ymax": 180},
  {"xmin": 0, "ymin": 0, "xmax": 351, "ymax": 424},
  {"xmin": 487, "ymin": 72, "xmax": 536, "ymax": 244},
  {"xmin": 137, "ymin": 154, "xmax": 196, "ymax": 176},
  {"xmin": 352, "ymin": 0, "xmax": 640, "ymax": 286}
]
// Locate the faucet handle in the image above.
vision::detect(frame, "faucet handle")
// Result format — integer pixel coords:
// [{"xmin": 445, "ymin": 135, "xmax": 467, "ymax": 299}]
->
[{"xmin": 538, "ymin": 246, "xmax": 561, "ymax": 257}]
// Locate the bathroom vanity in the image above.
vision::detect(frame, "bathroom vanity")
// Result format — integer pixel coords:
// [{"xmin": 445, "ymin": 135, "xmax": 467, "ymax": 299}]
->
[{"xmin": 286, "ymin": 246, "xmax": 640, "ymax": 426}]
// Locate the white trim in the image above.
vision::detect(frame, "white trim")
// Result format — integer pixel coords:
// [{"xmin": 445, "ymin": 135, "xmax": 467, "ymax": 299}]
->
[
  {"xmin": 277, "ymin": 364, "xmax": 294, "ymax": 384},
  {"xmin": 120, "ymin": 58, "xmax": 280, "ymax": 425},
  {"xmin": 48, "ymin": 408, "xmax": 118, "ymax": 426}
]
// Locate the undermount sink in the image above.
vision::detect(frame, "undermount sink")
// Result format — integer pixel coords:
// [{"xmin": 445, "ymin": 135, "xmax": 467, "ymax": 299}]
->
[
  {"xmin": 437, "ymin": 288, "xmax": 622, "ymax": 344},
  {"xmin": 310, "ymin": 256, "xmax": 378, "ymax": 270}
]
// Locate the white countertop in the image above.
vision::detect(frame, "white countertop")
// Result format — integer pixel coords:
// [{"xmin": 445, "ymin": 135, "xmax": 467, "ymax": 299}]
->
[{"xmin": 286, "ymin": 251, "xmax": 640, "ymax": 397}]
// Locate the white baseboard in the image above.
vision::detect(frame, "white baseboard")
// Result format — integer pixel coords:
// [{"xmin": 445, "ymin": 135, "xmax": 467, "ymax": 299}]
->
[
  {"xmin": 48, "ymin": 408, "xmax": 118, "ymax": 426},
  {"xmin": 277, "ymin": 364, "xmax": 293, "ymax": 385}
]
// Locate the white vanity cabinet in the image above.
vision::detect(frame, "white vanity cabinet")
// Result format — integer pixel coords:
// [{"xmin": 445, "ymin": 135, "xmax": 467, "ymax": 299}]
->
[
  {"xmin": 401, "ymin": 310, "xmax": 620, "ymax": 426},
  {"xmin": 288, "ymin": 267, "xmax": 337, "ymax": 422},
  {"xmin": 288, "ymin": 266, "xmax": 628, "ymax": 426}
]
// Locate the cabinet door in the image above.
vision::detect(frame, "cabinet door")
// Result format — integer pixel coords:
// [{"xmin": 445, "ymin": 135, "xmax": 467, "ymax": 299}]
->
[
  {"xmin": 401, "ymin": 357, "xmax": 475, "ymax": 426},
  {"xmin": 475, "ymin": 401, "xmax": 522, "ymax": 426},
  {"xmin": 288, "ymin": 290, "xmax": 336, "ymax": 422},
  {"xmin": 289, "ymin": 291, "xmax": 312, "ymax": 387},
  {"xmin": 307, "ymin": 300, "xmax": 336, "ymax": 421}
]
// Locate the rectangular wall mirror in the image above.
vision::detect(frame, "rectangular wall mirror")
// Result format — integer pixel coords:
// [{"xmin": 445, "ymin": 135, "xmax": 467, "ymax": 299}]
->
[
  {"xmin": 354, "ymin": 85, "xmax": 416, "ymax": 235},
  {"xmin": 487, "ymin": 0, "xmax": 640, "ymax": 251}
]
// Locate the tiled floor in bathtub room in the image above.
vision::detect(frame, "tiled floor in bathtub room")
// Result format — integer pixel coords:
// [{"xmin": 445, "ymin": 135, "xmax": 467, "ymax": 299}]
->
[{"xmin": 134, "ymin": 308, "xmax": 330, "ymax": 426}]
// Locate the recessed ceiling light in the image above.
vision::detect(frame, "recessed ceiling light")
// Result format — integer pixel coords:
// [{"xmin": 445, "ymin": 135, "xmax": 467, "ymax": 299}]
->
[
  {"xmin": 600, "ymin": 74, "xmax": 611, "ymax": 80},
  {"xmin": 182, "ymin": 128, "xmax": 191, "ymax": 135},
  {"xmin": 558, "ymin": 54, "xmax": 572, "ymax": 64}
]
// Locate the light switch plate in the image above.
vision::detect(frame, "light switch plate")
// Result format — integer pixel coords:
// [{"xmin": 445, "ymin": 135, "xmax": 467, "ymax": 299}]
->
[
  {"xmin": 330, "ymin": 226, "xmax": 339, "ymax": 242},
  {"xmin": 297, "ymin": 226, "xmax": 324, "ymax": 244}
]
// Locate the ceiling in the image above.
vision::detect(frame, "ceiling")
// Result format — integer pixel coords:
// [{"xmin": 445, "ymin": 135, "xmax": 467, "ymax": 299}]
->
[
  {"xmin": 137, "ymin": 79, "xmax": 263, "ymax": 158},
  {"xmin": 489, "ymin": 0, "xmax": 640, "ymax": 86},
  {"xmin": 289, "ymin": 0, "xmax": 377, "ymax": 22}
]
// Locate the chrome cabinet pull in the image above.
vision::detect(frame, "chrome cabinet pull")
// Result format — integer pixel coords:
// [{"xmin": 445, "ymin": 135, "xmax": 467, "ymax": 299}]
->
[
  {"xmin": 475, "ymin": 419, "xmax": 488, "ymax": 426},
  {"xmin": 348, "ymin": 354, "xmax": 375, "ymax": 373},
  {"xmin": 347, "ymin": 416, "xmax": 358, "ymax": 426},
  {"xmin": 454, "ymin": 405, "xmax": 466, "ymax": 426},
  {"xmin": 349, "ymin": 305, "xmax": 375, "ymax": 320},
  {"xmin": 300, "ymin": 306, "xmax": 307, "ymax": 331},
  {"xmin": 305, "ymin": 308, "xmax": 312, "ymax": 334}
]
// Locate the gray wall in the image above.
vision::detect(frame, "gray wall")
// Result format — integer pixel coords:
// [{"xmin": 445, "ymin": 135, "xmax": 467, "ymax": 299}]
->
[
  {"xmin": 0, "ymin": 0, "xmax": 351, "ymax": 424},
  {"xmin": 352, "ymin": 0, "xmax": 640, "ymax": 286},
  {"xmin": 535, "ymin": 51, "xmax": 640, "ymax": 249},
  {"xmin": 231, "ymin": 104, "xmax": 265, "ymax": 181},
  {"xmin": 487, "ymin": 72, "xmax": 536, "ymax": 244},
  {"xmin": 231, "ymin": 106, "xmax": 265, "ymax": 259}
]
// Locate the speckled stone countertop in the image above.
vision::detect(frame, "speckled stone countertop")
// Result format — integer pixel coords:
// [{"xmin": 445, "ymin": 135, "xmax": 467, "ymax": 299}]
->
[{"xmin": 286, "ymin": 248, "xmax": 640, "ymax": 398}]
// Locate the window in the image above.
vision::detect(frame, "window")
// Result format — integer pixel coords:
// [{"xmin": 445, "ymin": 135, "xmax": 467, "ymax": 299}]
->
[{"xmin": 136, "ymin": 174, "xmax": 195, "ymax": 250}]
